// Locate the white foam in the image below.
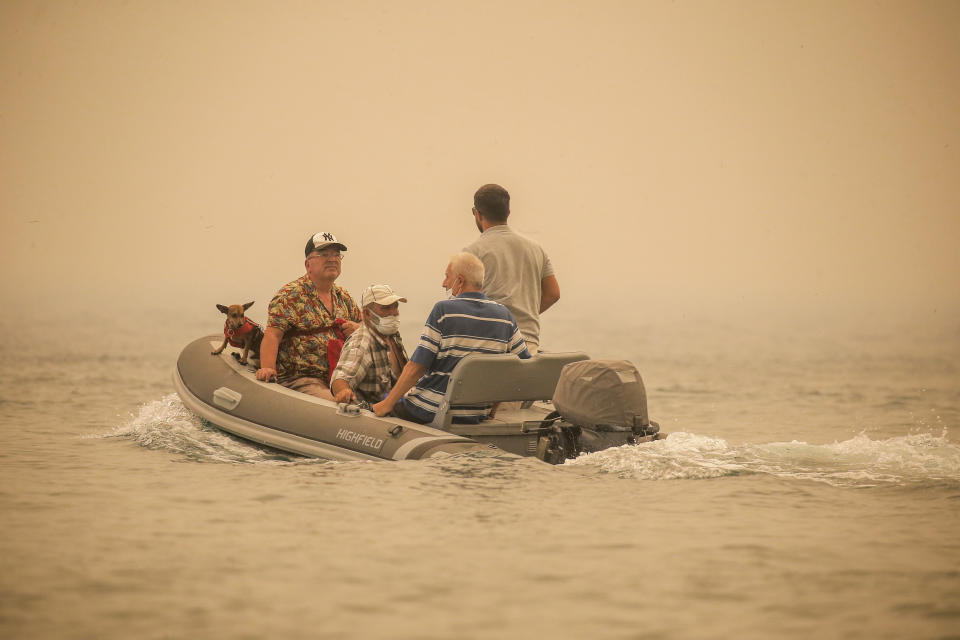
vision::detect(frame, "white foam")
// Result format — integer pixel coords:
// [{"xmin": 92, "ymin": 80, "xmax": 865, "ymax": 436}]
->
[
  {"xmin": 568, "ymin": 430, "xmax": 960, "ymax": 487},
  {"xmin": 102, "ymin": 394, "xmax": 314, "ymax": 464},
  {"xmin": 102, "ymin": 398, "xmax": 960, "ymax": 483}
]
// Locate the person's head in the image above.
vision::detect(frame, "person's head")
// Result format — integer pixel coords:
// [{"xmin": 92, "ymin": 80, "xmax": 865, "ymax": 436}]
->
[
  {"xmin": 472, "ymin": 183, "xmax": 510, "ymax": 231},
  {"xmin": 443, "ymin": 252, "xmax": 485, "ymax": 297},
  {"xmin": 360, "ymin": 284, "xmax": 406, "ymax": 335},
  {"xmin": 304, "ymin": 231, "xmax": 347, "ymax": 283}
]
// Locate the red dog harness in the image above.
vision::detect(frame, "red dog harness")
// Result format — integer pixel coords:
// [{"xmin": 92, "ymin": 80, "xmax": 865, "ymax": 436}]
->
[{"xmin": 224, "ymin": 318, "xmax": 261, "ymax": 348}]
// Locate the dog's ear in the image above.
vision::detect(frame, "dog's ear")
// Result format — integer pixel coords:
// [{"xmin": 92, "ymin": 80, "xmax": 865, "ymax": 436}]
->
[
  {"xmin": 243, "ymin": 301, "xmax": 255, "ymax": 311},
  {"xmin": 216, "ymin": 304, "xmax": 229, "ymax": 314}
]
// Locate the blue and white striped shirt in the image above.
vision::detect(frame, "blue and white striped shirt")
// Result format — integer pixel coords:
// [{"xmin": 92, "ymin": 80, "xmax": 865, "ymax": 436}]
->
[{"xmin": 405, "ymin": 292, "xmax": 530, "ymax": 422}]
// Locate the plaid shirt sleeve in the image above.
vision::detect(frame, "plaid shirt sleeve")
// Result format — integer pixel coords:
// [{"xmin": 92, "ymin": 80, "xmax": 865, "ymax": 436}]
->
[{"xmin": 330, "ymin": 330, "xmax": 372, "ymax": 388}]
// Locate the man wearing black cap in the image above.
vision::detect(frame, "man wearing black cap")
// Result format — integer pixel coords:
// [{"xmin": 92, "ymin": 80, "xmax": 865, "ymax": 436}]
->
[{"xmin": 256, "ymin": 232, "xmax": 361, "ymax": 400}]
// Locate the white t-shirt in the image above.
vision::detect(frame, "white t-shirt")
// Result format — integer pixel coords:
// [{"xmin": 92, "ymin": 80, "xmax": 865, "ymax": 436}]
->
[{"xmin": 464, "ymin": 225, "xmax": 555, "ymax": 349}]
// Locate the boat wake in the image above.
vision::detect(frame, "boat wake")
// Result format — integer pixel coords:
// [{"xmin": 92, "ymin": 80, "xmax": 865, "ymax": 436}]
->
[
  {"xmin": 106, "ymin": 395, "xmax": 960, "ymax": 486},
  {"xmin": 567, "ymin": 431, "xmax": 960, "ymax": 487},
  {"xmin": 104, "ymin": 394, "xmax": 315, "ymax": 464}
]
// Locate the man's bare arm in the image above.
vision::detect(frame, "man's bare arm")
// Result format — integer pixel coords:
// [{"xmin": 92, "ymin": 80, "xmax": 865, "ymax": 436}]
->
[
  {"xmin": 540, "ymin": 275, "xmax": 560, "ymax": 313},
  {"xmin": 256, "ymin": 327, "xmax": 283, "ymax": 381},
  {"xmin": 372, "ymin": 361, "xmax": 427, "ymax": 416}
]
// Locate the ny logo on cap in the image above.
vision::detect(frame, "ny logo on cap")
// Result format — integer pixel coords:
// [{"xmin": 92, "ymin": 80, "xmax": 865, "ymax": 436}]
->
[{"xmin": 322, "ymin": 232, "xmax": 334, "ymax": 241}]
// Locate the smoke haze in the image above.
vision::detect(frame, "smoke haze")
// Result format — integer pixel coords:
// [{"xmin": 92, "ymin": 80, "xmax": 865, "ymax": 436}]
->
[{"xmin": 3, "ymin": 1, "xmax": 958, "ymax": 335}]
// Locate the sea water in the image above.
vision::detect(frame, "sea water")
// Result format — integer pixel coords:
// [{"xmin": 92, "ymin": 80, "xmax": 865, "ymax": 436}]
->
[{"xmin": 1, "ymin": 310, "xmax": 958, "ymax": 639}]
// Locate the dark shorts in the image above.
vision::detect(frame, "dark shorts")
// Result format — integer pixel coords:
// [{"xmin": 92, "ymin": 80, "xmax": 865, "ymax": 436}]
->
[
  {"xmin": 390, "ymin": 397, "xmax": 430, "ymax": 424},
  {"xmin": 387, "ymin": 396, "xmax": 484, "ymax": 426}
]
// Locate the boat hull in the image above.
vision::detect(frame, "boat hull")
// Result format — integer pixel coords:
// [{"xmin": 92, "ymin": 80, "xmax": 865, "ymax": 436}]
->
[
  {"xmin": 175, "ymin": 336, "xmax": 491, "ymax": 461},
  {"xmin": 174, "ymin": 336, "xmax": 662, "ymax": 462}
]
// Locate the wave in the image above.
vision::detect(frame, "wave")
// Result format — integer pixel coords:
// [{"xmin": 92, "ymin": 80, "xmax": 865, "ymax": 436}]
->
[
  {"xmin": 103, "ymin": 395, "xmax": 960, "ymax": 487},
  {"xmin": 100, "ymin": 394, "xmax": 316, "ymax": 465},
  {"xmin": 567, "ymin": 431, "xmax": 960, "ymax": 487}
]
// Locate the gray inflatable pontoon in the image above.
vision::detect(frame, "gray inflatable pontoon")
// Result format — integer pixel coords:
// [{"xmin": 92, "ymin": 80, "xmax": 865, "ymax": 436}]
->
[{"xmin": 173, "ymin": 336, "xmax": 662, "ymax": 464}]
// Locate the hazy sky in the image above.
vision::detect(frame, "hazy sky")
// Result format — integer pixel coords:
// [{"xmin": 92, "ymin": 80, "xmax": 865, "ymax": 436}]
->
[{"xmin": 3, "ymin": 1, "xmax": 958, "ymax": 331}]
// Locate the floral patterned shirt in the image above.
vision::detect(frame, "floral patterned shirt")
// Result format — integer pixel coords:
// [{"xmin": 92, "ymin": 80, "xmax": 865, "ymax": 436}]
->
[{"xmin": 267, "ymin": 275, "xmax": 361, "ymax": 383}]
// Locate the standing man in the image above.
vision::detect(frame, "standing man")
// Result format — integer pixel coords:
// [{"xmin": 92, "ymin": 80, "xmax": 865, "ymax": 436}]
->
[
  {"xmin": 330, "ymin": 284, "xmax": 409, "ymax": 405},
  {"xmin": 464, "ymin": 183, "xmax": 560, "ymax": 354},
  {"xmin": 256, "ymin": 232, "xmax": 361, "ymax": 400},
  {"xmin": 372, "ymin": 253, "xmax": 530, "ymax": 425}
]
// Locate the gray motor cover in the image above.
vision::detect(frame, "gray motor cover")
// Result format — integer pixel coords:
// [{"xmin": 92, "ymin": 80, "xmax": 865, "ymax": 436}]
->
[{"xmin": 552, "ymin": 359, "xmax": 649, "ymax": 429}]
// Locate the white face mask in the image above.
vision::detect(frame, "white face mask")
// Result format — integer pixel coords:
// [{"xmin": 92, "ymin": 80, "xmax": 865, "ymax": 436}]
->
[
  {"xmin": 444, "ymin": 276, "xmax": 463, "ymax": 299},
  {"xmin": 369, "ymin": 310, "xmax": 400, "ymax": 335}
]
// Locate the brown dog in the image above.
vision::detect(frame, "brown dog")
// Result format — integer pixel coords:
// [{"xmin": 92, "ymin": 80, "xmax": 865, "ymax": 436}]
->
[{"xmin": 212, "ymin": 301, "xmax": 264, "ymax": 365}]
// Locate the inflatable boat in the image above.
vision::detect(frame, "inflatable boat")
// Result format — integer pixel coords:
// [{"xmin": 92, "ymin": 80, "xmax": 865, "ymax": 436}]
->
[{"xmin": 173, "ymin": 335, "xmax": 662, "ymax": 464}]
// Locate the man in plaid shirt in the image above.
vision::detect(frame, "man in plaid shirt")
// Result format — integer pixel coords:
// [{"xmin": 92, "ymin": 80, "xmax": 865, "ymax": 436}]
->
[{"xmin": 330, "ymin": 284, "xmax": 409, "ymax": 405}]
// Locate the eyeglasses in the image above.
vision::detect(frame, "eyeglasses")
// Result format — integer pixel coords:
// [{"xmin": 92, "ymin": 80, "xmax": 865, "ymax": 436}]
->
[{"xmin": 308, "ymin": 251, "xmax": 343, "ymax": 260}]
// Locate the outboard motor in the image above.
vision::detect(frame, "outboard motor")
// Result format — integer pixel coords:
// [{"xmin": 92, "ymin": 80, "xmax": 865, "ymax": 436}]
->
[
  {"xmin": 547, "ymin": 359, "xmax": 659, "ymax": 458},
  {"xmin": 533, "ymin": 416, "xmax": 581, "ymax": 465}
]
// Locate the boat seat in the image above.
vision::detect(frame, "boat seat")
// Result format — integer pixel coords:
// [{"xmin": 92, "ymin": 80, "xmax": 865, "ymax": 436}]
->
[{"xmin": 430, "ymin": 351, "xmax": 590, "ymax": 430}]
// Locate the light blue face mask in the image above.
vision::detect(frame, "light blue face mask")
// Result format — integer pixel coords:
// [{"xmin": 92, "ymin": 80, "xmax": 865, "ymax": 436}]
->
[{"xmin": 369, "ymin": 310, "xmax": 401, "ymax": 335}]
